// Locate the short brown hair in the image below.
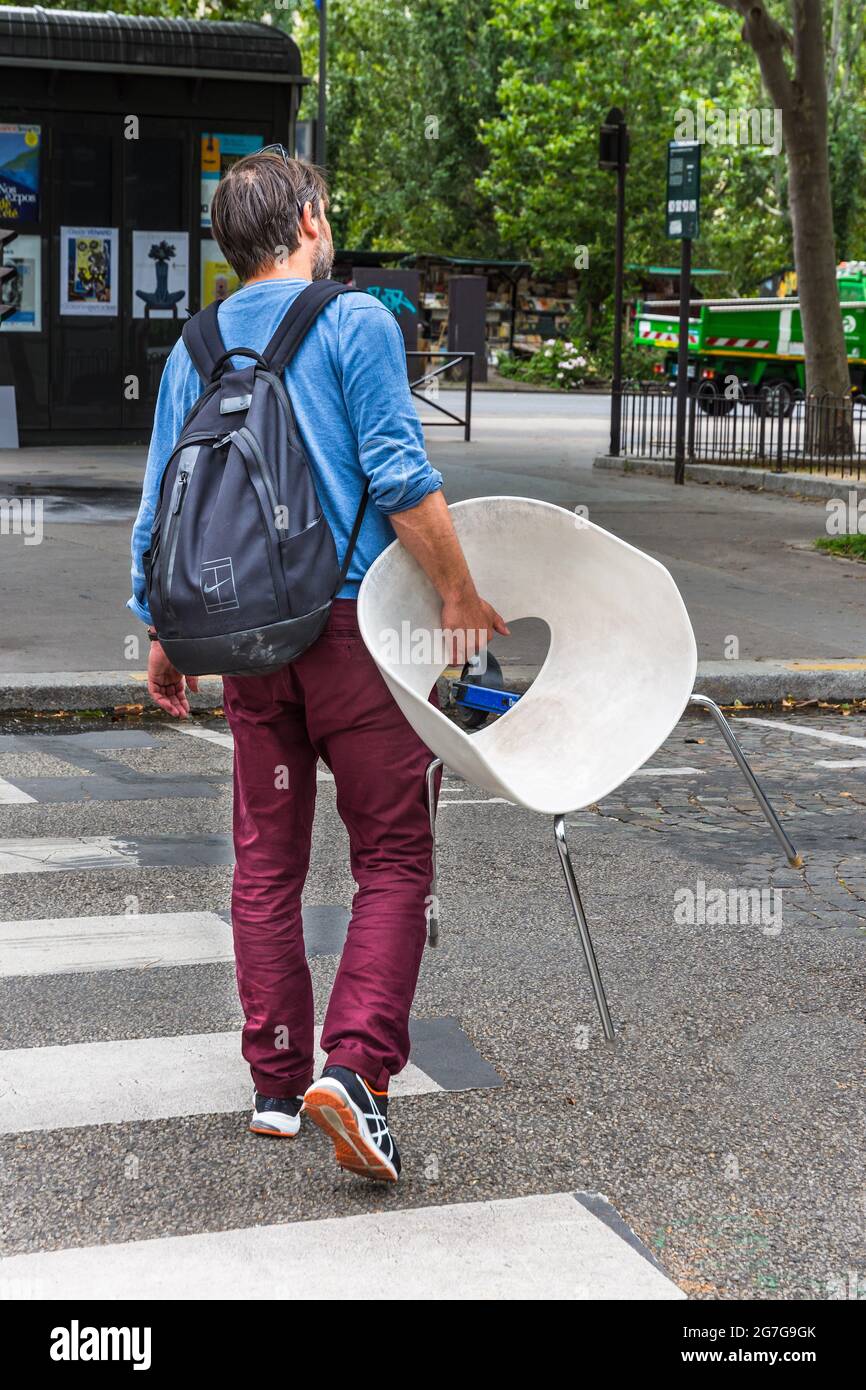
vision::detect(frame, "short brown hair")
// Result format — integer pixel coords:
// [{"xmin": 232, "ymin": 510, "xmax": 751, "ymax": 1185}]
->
[{"xmin": 210, "ymin": 152, "xmax": 329, "ymax": 282}]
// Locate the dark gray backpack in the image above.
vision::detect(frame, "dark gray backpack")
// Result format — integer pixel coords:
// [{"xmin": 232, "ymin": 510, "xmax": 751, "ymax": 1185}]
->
[{"xmin": 144, "ymin": 279, "xmax": 368, "ymax": 676}]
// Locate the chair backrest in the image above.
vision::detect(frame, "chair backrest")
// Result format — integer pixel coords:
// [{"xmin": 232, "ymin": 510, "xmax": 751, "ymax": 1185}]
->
[{"xmin": 357, "ymin": 496, "xmax": 697, "ymax": 815}]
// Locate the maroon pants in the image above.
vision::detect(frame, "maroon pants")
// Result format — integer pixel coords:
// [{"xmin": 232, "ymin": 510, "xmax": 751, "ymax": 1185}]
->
[{"xmin": 221, "ymin": 599, "xmax": 438, "ymax": 1097}]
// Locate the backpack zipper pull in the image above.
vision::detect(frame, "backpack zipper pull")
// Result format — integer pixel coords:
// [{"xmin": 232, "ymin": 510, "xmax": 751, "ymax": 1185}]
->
[
  {"xmin": 216, "ymin": 431, "xmax": 235, "ymax": 450},
  {"xmin": 172, "ymin": 469, "xmax": 190, "ymax": 515}
]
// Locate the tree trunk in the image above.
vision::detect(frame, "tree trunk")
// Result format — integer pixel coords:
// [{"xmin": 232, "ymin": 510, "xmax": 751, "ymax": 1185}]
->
[{"xmin": 720, "ymin": 0, "xmax": 851, "ymax": 408}]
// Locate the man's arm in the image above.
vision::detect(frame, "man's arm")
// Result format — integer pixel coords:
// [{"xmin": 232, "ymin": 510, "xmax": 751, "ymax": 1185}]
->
[
  {"xmin": 128, "ymin": 345, "xmax": 200, "ymax": 717},
  {"xmin": 337, "ymin": 297, "xmax": 509, "ymax": 661},
  {"xmin": 389, "ymin": 490, "xmax": 510, "ymax": 664}
]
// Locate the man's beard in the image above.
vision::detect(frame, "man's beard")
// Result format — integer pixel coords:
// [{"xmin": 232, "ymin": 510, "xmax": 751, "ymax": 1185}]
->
[{"xmin": 312, "ymin": 233, "xmax": 334, "ymax": 281}]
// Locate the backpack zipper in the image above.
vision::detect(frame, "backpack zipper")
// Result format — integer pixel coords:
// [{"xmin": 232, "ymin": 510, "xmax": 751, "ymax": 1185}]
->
[
  {"xmin": 234, "ymin": 426, "xmax": 285, "ymax": 532},
  {"xmin": 156, "ymin": 431, "xmax": 230, "ymax": 621},
  {"xmin": 161, "ymin": 453, "xmax": 203, "ymax": 620},
  {"xmin": 222, "ymin": 427, "xmax": 290, "ymax": 618}
]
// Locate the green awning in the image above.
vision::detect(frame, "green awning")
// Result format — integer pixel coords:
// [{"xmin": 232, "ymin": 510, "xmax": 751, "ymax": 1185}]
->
[
  {"xmin": 400, "ymin": 254, "xmax": 532, "ymax": 276},
  {"xmin": 627, "ymin": 264, "xmax": 728, "ymax": 277}
]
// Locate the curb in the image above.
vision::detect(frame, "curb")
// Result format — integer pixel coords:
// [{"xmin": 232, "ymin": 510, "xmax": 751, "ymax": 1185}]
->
[
  {"xmin": 1, "ymin": 660, "xmax": 864, "ymax": 714},
  {"xmin": 593, "ymin": 454, "xmax": 866, "ymax": 503}
]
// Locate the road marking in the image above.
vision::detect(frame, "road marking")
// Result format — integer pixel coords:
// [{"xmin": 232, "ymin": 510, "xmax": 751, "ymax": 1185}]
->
[
  {"xmin": 0, "ymin": 778, "xmax": 36, "ymax": 805},
  {"xmin": 0, "ymin": 911, "xmax": 233, "ymax": 977},
  {"xmin": 436, "ymin": 770, "xmax": 704, "ymax": 806},
  {"xmin": 0, "ymin": 731, "xmax": 156, "ymax": 751},
  {"xmin": 0, "ymin": 774, "xmax": 226, "ymax": 805},
  {"xmin": 739, "ymin": 717, "xmax": 866, "ymax": 750},
  {"xmin": 0, "ymin": 906, "xmax": 352, "ymax": 974},
  {"xmin": 0, "ymin": 1030, "xmax": 440, "ymax": 1135},
  {"xmin": 0, "ymin": 833, "xmax": 235, "ymax": 874},
  {"xmin": 166, "ymin": 722, "xmax": 334, "ymax": 778},
  {"xmin": 813, "ymin": 758, "xmax": 866, "ymax": 769},
  {"xmin": 439, "ymin": 797, "xmax": 510, "ymax": 806},
  {"xmin": 166, "ymin": 723, "xmax": 232, "ymax": 750},
  {"xmin": 0, "ymin": 1191, "xmax": 683, "ymax": 1300},
  {"xmin": 0, "ymin": 836, "xmax": 135, "ymax": 875},
  {"xmin": 631, "ymin": 767, "xmax": 704, "ymax": 778},
  {"xmin": 784, "ymin": 660, "xmax": 866, "ymax": 671}
]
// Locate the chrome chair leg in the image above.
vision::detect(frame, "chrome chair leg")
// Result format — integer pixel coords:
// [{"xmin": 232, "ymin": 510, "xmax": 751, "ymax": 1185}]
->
[
  {"xmin": 425, "ymin": 757, "xmax": 444, "ymax": 945},
  {"xmin": 690, "ymin": 693, "xmax": 803, "ymax": 868},
  {"xmin": 553, "ymin": 815, "xmax": 616, "ymax": 1042}
]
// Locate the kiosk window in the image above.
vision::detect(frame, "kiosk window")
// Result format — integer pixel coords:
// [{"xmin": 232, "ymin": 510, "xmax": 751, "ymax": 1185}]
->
[
  {"xmin": 55, "ymin": 132, "xmax": 113, "ymax": 225},
  {"xmin": 125, "ymin": 137, "xmax": 183, "ymax": 227}
]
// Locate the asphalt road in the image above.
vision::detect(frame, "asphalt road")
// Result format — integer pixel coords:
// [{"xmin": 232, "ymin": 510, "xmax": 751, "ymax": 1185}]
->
[
  {"xmin": 0, "ymin": 706, "xmax": 863, "ymax": 1298},
  {"xmin": 2, "ymin": 391, "xmax": 865, "ymax": 671}
]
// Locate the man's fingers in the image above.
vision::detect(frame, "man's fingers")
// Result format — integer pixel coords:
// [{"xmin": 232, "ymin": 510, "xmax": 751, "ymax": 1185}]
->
[
  {"xmin": 148, "ymin": 677, "xmax": 190, "ymax": 719},
  {"xmin": 492, "ymin": 612, "xmax": 510, "ymax": 637},
  {"xmin": 186, "ymin": 675, "xmax": 200, "ymax": 693}
]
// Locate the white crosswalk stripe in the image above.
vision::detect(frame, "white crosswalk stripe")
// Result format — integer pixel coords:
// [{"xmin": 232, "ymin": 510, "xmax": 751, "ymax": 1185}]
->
[
  {"xmin": 0, "ymin": 1029, "xmax": 439, "ymax": 1135},
  {"xmin": 0, "ymin": 836, "xmax": 136, "ymax": 875},
  {"xmin": 0, "ymin": 1192, "xmax": 684, "ymax": 1300},
  {"xmin": 166, "ymin": 722, "xmax": 335, "ymax": 778},
  {"xmin": 0, "ymin": 910, "xmax": 233, "ymax": 977},
  {"xmin": 0, "ymin": 777, "xmax": 37, "ymax": 805}
]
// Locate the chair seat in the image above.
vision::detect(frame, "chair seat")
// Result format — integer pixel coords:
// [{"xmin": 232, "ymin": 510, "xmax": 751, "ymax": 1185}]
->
[{"xmin": 357, "ymin": 496, "xmax": 697, "ymax": 815}]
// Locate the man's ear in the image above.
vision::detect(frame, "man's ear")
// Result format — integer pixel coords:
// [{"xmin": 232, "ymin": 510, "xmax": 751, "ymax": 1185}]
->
[{"xmin": 298, "ymin": 202, "xmax": 313, "ymax": 237}]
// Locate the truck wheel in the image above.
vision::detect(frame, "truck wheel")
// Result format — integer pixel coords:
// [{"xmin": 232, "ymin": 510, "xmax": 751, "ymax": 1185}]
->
[
  {"xmin": 696, "ymin": 380, "xmax": 736, "ymax": 415},
  {"xmin": 750, "ymin": 381, "xmax": 794, "ymax": 418}
]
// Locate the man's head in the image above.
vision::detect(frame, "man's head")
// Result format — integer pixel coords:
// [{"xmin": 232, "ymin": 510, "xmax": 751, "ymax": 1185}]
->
[{"xmin": 210, "ymin": 150, "xmax": 334, "ymax": 284}]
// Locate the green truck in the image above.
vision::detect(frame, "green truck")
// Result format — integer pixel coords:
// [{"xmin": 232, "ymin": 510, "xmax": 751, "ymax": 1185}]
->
[{"xmin": 633, "ymin": 261, "xmax": 866, "ymax": 412}]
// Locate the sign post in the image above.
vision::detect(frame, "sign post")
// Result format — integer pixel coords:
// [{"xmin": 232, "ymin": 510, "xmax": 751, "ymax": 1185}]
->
[
  {"xmin": 316, "ymin": 0, "xmax": 327, "ymax": 167},
  {"xmin": 666, "ymin": 139, "xmax": 701, "ymax": 485},
  {"xmin": 599, "ymin": 108, "xmax": 629, "ymax": 456}
]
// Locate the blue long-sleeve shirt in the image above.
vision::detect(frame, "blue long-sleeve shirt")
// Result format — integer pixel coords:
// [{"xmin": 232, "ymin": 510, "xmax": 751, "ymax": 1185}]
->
[{"xmin": 128, "ymin": 277, "xmax": 443, "ymax": 625}]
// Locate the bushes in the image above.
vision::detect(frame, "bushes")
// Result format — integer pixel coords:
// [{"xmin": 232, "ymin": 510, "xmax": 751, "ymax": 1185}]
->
[
  {"xmin": 496, "ymin": 338, "xmax": 597, "ymax": 389},
  {"xmin": 496, "ymin": 336, "xmax": 664, "ymax": 389}
]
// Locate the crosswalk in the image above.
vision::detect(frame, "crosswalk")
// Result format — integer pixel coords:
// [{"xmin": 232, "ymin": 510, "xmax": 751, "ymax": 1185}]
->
[
  {"xmin": 0, "ymin": 722, "xmax": 684, "ymax": 1300},
  {"xmin": 0, "ymin": 1193, "xmax": 682, "ymax": 1300}
]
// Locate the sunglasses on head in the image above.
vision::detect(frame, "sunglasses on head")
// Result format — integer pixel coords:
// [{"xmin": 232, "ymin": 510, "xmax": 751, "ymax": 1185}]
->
[{"xmin": 256, "ymin": 143, "xmax": 311, "ymax": 222}]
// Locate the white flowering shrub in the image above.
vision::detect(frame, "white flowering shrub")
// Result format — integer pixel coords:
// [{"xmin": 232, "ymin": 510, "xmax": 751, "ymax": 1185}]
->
[{"xmin": 497, "ymin": 337, "xmax": 598, "ymax": 390}]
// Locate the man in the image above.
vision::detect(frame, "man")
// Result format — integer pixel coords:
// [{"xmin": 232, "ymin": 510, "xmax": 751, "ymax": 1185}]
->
[{"xmin": 128, "ymin": 149, "xmax": 508, "ymax": 1183}]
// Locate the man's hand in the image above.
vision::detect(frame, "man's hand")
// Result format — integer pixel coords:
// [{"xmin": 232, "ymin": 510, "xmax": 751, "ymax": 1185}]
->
[
  {"xmin": 147, "ymin": 639, "xmax": 199, "ymax": 718},
  {"xmin": 389, "ymin": 491, "xmax": 510, "ymax": 665},
  {"xmin": 441, "ymin": 582, "xmax": 510, "ymax": 666}
]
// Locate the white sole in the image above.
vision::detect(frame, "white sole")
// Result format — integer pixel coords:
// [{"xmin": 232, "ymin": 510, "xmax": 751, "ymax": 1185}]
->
[
  {"xmin": 249, "ymin": 1092, "xmax": 301, "ymax": 1138},
  {"xmin": 302, "ymin": 1079, "xmax": 398, "ymax": 1183}
]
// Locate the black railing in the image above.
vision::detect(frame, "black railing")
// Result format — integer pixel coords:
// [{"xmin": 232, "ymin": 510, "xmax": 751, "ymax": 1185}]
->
[
  {"xmin": 407, "ymin": 351, "xmax": 474, "ymax": 442},
  {"xmin": 615, "ymin": 382, "xmax": 866, "ymax": 477}
]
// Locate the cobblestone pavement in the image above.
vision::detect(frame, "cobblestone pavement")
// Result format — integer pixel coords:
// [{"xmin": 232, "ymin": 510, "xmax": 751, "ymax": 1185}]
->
[{"xmin": 576, "ymin": 710, "xmax": 866, "ymax": 940}]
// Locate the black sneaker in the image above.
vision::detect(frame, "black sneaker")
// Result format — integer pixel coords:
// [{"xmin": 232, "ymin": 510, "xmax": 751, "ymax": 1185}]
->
[
  {"xmin": 249, "ymin": 1091, "xmax": 304, "ymax": 1138},
  {"xmin": 302, "ymin": 1066, "xmax": 401, "ymax": 1183}
]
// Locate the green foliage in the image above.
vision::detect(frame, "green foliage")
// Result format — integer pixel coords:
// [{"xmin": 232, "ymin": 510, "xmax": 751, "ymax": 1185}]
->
[
  {"xmin": 29, "ymin": 0, "xmax": 866, "ymax": 333},
  {"xmin": 497, "ymin": 338, "xmax": 596, "ymax": 389},
  {"xmin": 814, "ymin": 534, "xmax": 866, "ymax": 560},
  {"xmin": 479, "ymin": 0, "xmax": 793, "ymax": 288},
  {"xmin": 318, "ymin": 0, "xmax": 506, "ymax": 254},
  {"xmin": 589, "ymin": 335, "xmax": 667, "ymax": 384},
  {"xmin": 829, "ymin": 102, "xmax": 865, "ymax": 261}
]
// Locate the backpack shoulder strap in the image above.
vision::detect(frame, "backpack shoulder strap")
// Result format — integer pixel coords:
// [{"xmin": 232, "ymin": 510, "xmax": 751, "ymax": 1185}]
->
[
  {"xmin": 181, "ymin": 300, "xmax": 226, "ymax": 385},
  {"xmin": 263, "ymin": 280, "xmax": 350, "ymax": 375},
  {"xmin": 336, "ymin": 479, "xmax": 371, "ymax": 590}
]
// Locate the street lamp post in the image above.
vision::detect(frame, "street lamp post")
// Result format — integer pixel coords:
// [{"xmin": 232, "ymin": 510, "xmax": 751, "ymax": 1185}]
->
[
  {"xmin": 598, "ymin": 107, "xmax": 629, "ymax": 457},
  {"xmin": 316, "ymin": 0, "xmax": 327, "ymax": 167}
]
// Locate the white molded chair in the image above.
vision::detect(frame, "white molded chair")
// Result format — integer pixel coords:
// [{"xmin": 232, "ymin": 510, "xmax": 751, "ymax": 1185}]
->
[{"xmin": 357, "ymin": 497, "xmax": 800, "ymax": 1041}]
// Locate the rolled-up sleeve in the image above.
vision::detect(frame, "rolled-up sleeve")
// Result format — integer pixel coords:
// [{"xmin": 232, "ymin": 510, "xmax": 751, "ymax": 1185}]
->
[{"xmin": 337, "ymin": 295, "xmax": 443, "ymax": 514}]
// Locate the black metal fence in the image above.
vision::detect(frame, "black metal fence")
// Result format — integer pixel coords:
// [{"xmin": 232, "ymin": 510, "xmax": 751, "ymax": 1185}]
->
[
  {"xmin": 616, "ymin": 382, "xmax": 866, "ymax": 477},
  {"xmin": 407, "ymin": 351, "xmax": 474, "ymax": 441}
]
